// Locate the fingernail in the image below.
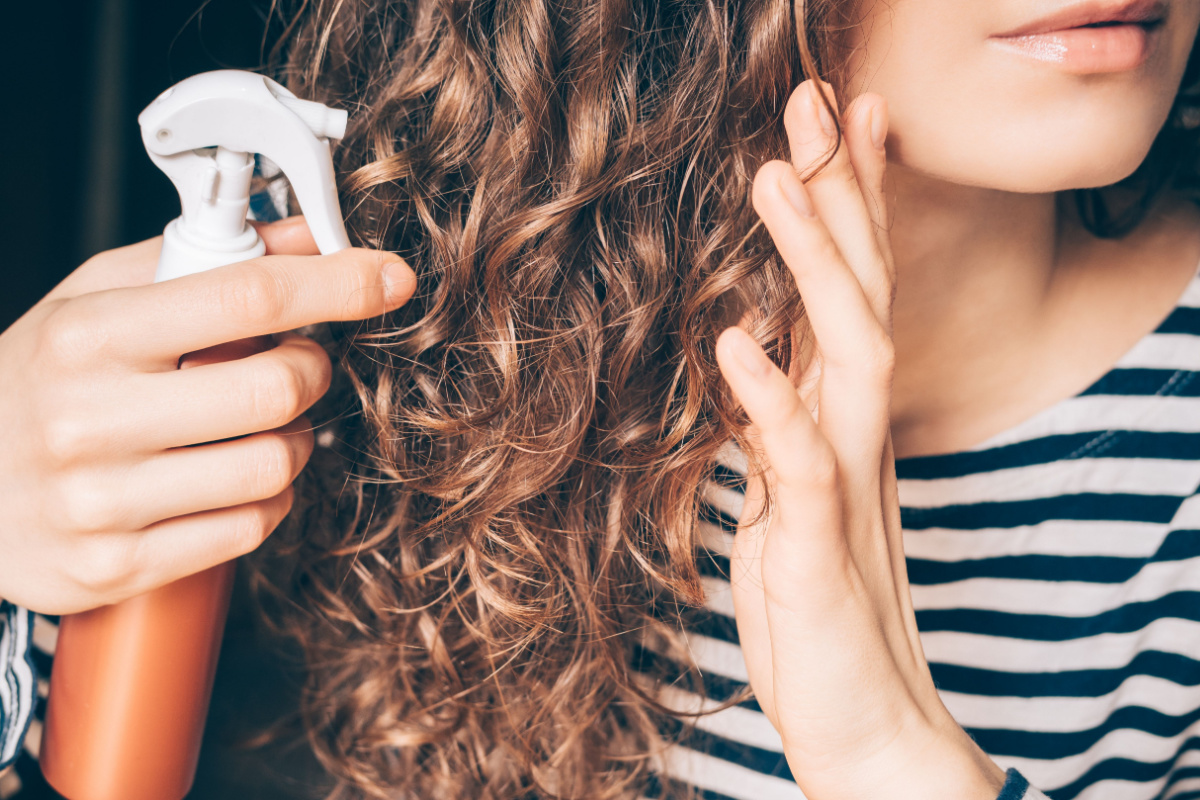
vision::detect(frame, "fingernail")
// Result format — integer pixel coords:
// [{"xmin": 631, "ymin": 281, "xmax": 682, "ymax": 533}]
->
[
  {"xmin": 272, "ymin": 214, "xmax": 306, "ymax": 228},
  {"xmin": 809, "ymin": 82, "xmax": 836, "ymax": 137},
  {"xmin": 779, "ymin": 171, "xmax": 815, "ymax": 218},
  {"xmin": 726, "ymin": 329, "xmax": 775, "ymax": 380},
  {"xmin": 869, "ymin": 103, "xmax": 888, "ymax": 151},
  {"xmin": 382, "ymin": 257, "xmax": 416, "ymax": 303}
]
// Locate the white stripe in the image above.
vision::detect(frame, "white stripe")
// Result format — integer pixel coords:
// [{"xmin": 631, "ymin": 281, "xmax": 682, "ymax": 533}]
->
[
  {"xmin": 1116, "ymin": 334, "xmax": 1200, "ymax": 372},
  {"xmin": 903, "ymin": 519, "xmax": 1171, "ymax": 561},
  {"xmin": 654, "ymin": 745, "xmax": 805, "ymax": 800},
  {"xmin": 1178, "ymin": 272, "xmax": 1200, "ymax": 308},
  {"xmin": 702, "ymin": 479, "xmax": 745, "ymax": 521},
  {"xmin": 941, "ymin": 673, "xmax": 1200, "ymax": 731},
  {"xmin": 715, "ymin": 440, "xmax": 750, "ymax": 476},
  {"xmin": 656, "ymin": 684, "xmax": 784, "ymax": 753},
  {"xmin": 919, "ymin": 617, "xmax": 1200, "ymax": 673},
  {"xmin": 679, "ymin": 632, "xmax": 750, "ymax": 684},
  {"xmin": 968, "ymin": 395, "xmax": 1200, "ymax": 450},
  {"xmin": 898, "ymin": 457, "xmax": 1200, "ymax": 509},
  {"xmin": 699, "ymin": 520, "xmax": 735, "ymax": 558},
  {"xmin": 702, "ymin": 576, "xmax": 737, "ymax": 619},
  {"xmin": 1167, "ymin": 779, "xmax": 1200, "ymax": 799},
  {"xmin": 998, "ymin": 727, "xmax": 1200, "ymax": 796},
  {"xmin": 909, "ymin": 554, "xmax": 1200, "ymax": 616}
]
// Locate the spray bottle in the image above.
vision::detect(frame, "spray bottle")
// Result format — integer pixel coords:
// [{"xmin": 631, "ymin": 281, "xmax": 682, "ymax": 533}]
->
[{"xmin": 39, "ymin": 70, "xmax": 351, "ymax": 800}]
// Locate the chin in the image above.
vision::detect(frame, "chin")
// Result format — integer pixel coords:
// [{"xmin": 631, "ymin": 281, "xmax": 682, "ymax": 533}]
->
[{"xmin": 885, "ymin": 105, "xmax": 1169, "ymax": 194}]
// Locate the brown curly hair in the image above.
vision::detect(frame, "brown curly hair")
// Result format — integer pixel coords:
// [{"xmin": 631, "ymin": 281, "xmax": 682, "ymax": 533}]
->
[{"xmin": 247, "ymin": 1, "xmax": 1200, "ymax": 798}]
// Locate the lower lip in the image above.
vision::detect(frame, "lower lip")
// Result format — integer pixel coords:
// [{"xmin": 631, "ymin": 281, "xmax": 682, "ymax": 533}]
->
[{"xmin": 990, "ymin": 23, "xmax": 1158, "ymax": 74}]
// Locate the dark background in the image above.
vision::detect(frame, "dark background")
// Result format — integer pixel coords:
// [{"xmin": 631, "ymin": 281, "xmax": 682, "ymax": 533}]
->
[
  {"xmin": 0, "ymin": 0, "xmax": 276, "ymax": 330},
  {"xmin": 2, "ymin": 2, "xmax": 326, "ymax": 797}
]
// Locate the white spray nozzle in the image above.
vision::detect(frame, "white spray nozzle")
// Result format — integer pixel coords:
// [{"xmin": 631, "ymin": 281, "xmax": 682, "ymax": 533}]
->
[{"xmin": 139, "ymin": 70, "xmax": 352, "ymax": 282}]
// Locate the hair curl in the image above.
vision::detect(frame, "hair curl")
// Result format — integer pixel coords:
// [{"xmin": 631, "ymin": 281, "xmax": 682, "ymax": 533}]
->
[{"xmin": 247, "ymin": 1, "xmax": 1200, "ymax": 798}]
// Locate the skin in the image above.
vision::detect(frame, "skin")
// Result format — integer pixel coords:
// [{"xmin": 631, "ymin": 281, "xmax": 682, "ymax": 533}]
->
[
  {"xmin": 1, "ymin": 0, "xmax": 1197, "ymax": 796},
  {"xmin": 0, "ymin": 220, "xmax": 415, "ymax": 614},
  {"xmin": 718, "ymin": 1, "xmax": 1200, "ymax": 798}
]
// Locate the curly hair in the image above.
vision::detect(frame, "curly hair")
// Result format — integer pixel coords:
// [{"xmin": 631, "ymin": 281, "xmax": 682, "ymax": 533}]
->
[{"xmin": 247, "ymin": 1, "xmax": 1200, "ymax": 798}]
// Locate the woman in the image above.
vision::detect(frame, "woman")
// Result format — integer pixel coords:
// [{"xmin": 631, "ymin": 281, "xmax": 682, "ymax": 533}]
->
[{"xmin": 1, "ymin": 0, "xmax": 1199, "ymax": 798}]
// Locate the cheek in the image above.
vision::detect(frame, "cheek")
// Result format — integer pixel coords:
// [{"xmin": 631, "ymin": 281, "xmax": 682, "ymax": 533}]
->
[{"xmin": 881, "ymin": 73, "xmax": 1170, "ymax": 192}]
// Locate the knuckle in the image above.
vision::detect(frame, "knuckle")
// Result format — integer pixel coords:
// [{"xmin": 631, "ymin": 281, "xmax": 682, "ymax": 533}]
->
[
  {"xmin": 219, "ymin": 266, "xmax": 285, "ymax": 328},
  {"xmin": 41, "ymin": 414, "xmax": 96, "ymax": 465},
  {"xmin": 752, "ymin": 161, "xmax": 794, "ymax": 209},
  {"xmin": 863, "ymin": 328, "xmax": 896, "ymax": 382},
  {"xmin": 231, "ymin": 493, "xmax": 290, "ymax": 556},
  {"xmin": 249, "ymin": 435, "xmax": 299, "ymax": 498},
  {"xmin": 38, "ymin": 303, "xmax": 105, "ymax": 367},
  {"xmin": 346, "ymin": 251, "xmax": 393, "ymax": 315},
  {"xmin": 805, "ymin": 442, "xmax": 841, "ymax": 489},
  {"xmin": 70, "ymin": 538, "xmax": 136, "ymax": 597},
  {"xmin": 250, "ymin": 358, "xmax": 307, "ymax": 427},
  {"xmin": 57, "ymin": 474, "xmax": 121, "ymax": 534}
]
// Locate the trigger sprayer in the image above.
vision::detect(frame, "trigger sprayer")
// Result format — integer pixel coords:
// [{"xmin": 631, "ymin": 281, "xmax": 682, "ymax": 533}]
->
[{"xmin": 39, "ymin": 70, "xmax": 351, "ymax": 800}]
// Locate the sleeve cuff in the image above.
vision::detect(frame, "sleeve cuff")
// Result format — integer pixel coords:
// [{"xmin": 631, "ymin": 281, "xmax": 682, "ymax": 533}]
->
[
  {"xmin": 998, "ymin": 768, "xmax": 1051, "ymax": 800},
  {"xmin": 0, "ymin": 602, "xmax": 37, "ymax": 771}
]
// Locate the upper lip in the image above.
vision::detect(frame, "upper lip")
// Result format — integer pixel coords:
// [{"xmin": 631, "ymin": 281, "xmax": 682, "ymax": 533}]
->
[{"xmin": 993, "ymin": 0, "xmax": 1167, "ymax": 37}]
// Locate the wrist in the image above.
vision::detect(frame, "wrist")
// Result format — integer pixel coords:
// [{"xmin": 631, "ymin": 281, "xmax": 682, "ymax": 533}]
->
[{"xmin": 784, "ymin": 718, "xmax": 1006, "ymax": 800}]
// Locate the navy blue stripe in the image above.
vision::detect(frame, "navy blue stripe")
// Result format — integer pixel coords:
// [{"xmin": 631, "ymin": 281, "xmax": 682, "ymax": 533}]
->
[
  {"xmin": 1082, "ymin": 368, "xmax": 1200, "ymax": 398},
  {"xmin": 632, "ymin": 643, "xmax": 759, "ymax": 711},
  {"xmin": 699, "ymin": 551, "xmax": 731, "ymax": 581},
  {"xmin": 711, "ymin": 463, "xmax": 747, "ymax": 493},
  {"xmin": 997, "ymin": 769, "xmax": 1030, "ymax": 800},
  {"xmin": 930, "ymin": 650, "xmax": 1200, "ymax": 698},
  {"xmin": 685, "ymin": 609, "xmax": 740, "ymax": 645},
  {"xmin": 701, "ymin": 501, "xmax": 739, "ymax": 533},
  {"xmin": 908, "ymin": 529, "xmax": 1200, "ymax": 585},
  {"xmin": 1040, "ymin": 735, "xmax": 1200, "ymax": 800},
  {"xmin": 1157, "ymin": 306, "xmax": 1200, "ymax": 335},
  {"xmin": 895, "ymin": 432, "xmax": 1200, "ymax": 480},
  {"xmin": 1162, "ymin": 765, "xmax": 1200, "ymax": 798},
  {"xmin": 916, "ymin": 591, "xmax": 1200, "ymax": 640},
  {"xmin": 900, "ymin": 492, "xmax": 1184, "ymax": 531},
  {"xmin": 971, "ymin": 706, "xmax": 1200, "ymax": 761},
  {"xmin": 28, "ymin": 646, "xmax": 51, "ymax": 679},
  {"xmin": 662, "ymin": 717, "xmax": 794, "ymax": 783}
]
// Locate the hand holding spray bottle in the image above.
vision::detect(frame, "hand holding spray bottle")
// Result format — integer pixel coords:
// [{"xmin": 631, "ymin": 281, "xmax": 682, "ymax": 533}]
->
[{"xmin": 39, "ymin": 70, "xmax": 352, "ymax": 800}]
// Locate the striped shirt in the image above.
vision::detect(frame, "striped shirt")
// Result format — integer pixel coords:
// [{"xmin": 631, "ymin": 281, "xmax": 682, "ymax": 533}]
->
[
  {"xmin": 651, "ymin": 257, "xmax": 1200, "ymax": 800},
  {"xmin": 2, "ymin": 258, "xmax": 1198, "ymax": 798}
]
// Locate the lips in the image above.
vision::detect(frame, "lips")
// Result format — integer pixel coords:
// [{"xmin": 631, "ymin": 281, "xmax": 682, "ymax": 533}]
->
[
  {"xmin": 989, "ymin": 0, "xmax": 1167, "ymax": 74},
  {"xmin": 994, "ymin": 0, "xmax": 1166, "ymax": 37}
]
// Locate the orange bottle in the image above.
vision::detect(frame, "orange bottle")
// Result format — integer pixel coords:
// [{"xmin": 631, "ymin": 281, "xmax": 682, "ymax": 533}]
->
[
  {"xmin": 38, "ymin": 70, "xmax": 351, "ymax": 799},
  {"xmin": 40, "ymin": 563, "xmax": 236, "ymax": 800}
]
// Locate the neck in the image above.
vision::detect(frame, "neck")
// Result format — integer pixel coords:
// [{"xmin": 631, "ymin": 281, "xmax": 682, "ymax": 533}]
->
[{"xmin": 886, "ymin": 165, "xmax": 1063, "ymax": 448}]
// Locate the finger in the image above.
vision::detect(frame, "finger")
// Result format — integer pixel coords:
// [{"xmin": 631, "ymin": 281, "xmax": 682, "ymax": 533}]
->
[
  {"xmin": 44, "ymin": 217, "xmax": 323, "ymax": 308},
  {"xmin": 63, "ymin": 417, "xmax": 315, "ymax": 533},
  {"xmin": 752, "ymin": 160, "xmax": 894, "ymax": 435},
  {"xmin": 785, "ymin": 80, "xmax": 893, "ymax": 330},
  {"xmin": 716, "ymin": 325, "xmax": 848, "ymax": 598},
  {"xmin": 108, "ymin": 486, "xmax": 295, "ymax": 599},
  {"xmin": 715, "ymin": 327, "xmax": 842, "ymax": 507},
  {"xmin": 841, "ymin": 94, "xmax": 894, "ymax": 269},
  {"xmin": 727, "ymin": 467, "xmax": 780, "ymax": 726},
  {"xmin": 253, "ymin": 215, "xmax": 321, "ymax": 256},
  {"xmin": 71, "ymin": 247, "xmax": 416, "ymax": 369},
  {"xmin": 135, "ymin": 332, "xmax": 332, "ymax": 449}
]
